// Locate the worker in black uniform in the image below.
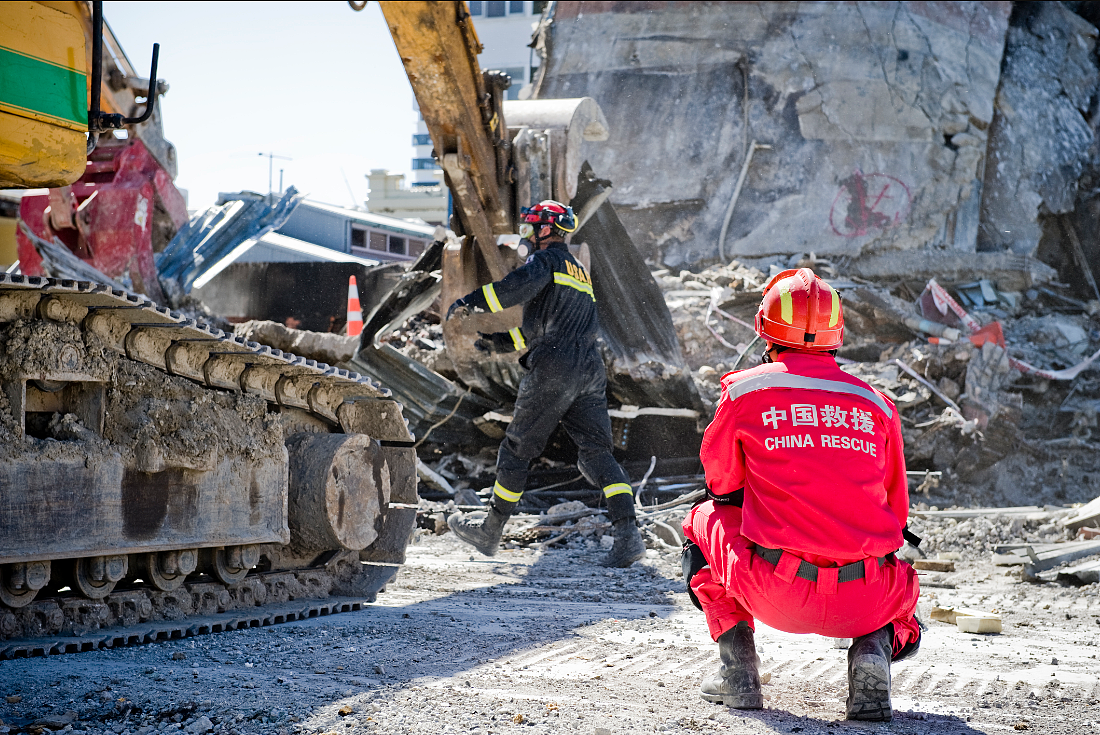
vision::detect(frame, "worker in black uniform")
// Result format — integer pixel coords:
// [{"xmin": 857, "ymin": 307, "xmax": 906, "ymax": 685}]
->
[{"xmin": 444, "ymin": 200, "xmax": 646, "ymax": 568}]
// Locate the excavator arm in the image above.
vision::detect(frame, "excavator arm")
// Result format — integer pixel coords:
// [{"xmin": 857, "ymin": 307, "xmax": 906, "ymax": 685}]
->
[{"xmin": 378, "ymin": 0, "xmax": 511, "ymax": 281}]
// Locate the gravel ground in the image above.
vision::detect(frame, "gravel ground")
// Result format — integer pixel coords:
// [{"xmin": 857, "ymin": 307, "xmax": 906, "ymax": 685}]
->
[{"xmin": 1, "ymin": 530, "xmax": 1099, "ymax": 735}]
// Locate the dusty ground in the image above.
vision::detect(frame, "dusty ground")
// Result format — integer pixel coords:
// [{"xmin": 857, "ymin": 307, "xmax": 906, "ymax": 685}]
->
[{"xmin": 1, "ymin": 531, "xmax": 1098, "ymax": 735}]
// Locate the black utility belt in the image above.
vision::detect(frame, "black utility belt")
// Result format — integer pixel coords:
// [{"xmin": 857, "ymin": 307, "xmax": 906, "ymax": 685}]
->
[{"xmin": 752, "ymin": 545, "xmax": 889, "ymax": 583}]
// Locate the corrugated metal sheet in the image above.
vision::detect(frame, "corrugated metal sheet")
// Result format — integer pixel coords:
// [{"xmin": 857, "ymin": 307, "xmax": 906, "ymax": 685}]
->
[{"xmin": 156, "ymin": 189, "xmax": 304, "ymax": 302}]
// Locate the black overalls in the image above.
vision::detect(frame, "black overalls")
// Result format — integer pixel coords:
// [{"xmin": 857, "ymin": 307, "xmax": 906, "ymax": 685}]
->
[{"xmin": 458, "ymin": 241, "xmax": 636, "ymax": 521}]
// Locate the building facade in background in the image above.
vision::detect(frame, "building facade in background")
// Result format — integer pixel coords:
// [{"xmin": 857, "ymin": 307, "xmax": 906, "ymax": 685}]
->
[
  {"xmin": 278, "ymin": 200, "xmax": 436, "ymax": 263},
  {"xmin": 365, "ymin": 169, "xmax": 447, "ymax": 226}
]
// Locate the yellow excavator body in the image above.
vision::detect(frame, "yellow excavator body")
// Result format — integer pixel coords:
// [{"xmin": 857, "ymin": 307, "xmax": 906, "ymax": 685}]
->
[{"xmin": 0, "ymin": 1, "xmax": 88, "ymax": 188}]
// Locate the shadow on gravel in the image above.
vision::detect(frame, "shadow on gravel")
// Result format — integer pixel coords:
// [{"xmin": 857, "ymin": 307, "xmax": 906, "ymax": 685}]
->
[
  {"xmin": 730, "ymin": 708, "xmax": 991, "ymax": 734},
  {"xmin": 362, "ymin": 542, "xmax": 682, "ymax": 682}
]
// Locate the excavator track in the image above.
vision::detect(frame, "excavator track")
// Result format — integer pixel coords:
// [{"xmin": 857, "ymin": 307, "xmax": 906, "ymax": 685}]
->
[{"xmin": 0, "ymin": 275, "xmax": 419, "ymax": 654}]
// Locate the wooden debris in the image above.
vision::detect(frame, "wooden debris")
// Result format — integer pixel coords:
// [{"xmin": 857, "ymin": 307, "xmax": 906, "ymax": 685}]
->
[
  {"xmin": 913, "ymin": 559, "xmax": 956, "ymax": 572},
  {"xmin": 930, "ymin": 606, "xmax": 1002, "ymax": 633}
]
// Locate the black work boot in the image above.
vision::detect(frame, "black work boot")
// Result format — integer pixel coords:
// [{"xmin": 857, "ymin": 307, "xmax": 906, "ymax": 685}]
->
[
  {"xmin": 448, "ymin": 504, "xmax": 510, "ymax": 557},
  {"xmin": 701, "ymin": 621, "xmax": 763, "ymax": 708},
  {"xmin": 601, "ymin": 518, "xmax": 645, "ymax": 567},
  {"xmin": 846, "ymin": 623, "xmax": 894, "ymax": 722}
]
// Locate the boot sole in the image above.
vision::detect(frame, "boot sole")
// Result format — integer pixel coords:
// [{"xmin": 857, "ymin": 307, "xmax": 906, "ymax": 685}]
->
[
  {"xmin": 449, "ymin": 527, "xmax": 499, "ymax": 557},
  {"xmin": 846, "ymin": 655, "xmax": 892, "ymax": 722},
  {"xmin": 701, "ymin": 691, "xmax": 763, "ymax": 709}
]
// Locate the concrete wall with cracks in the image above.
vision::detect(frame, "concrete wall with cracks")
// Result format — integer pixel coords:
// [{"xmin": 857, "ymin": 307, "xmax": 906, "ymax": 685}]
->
[
  {"xmin": 978, "ymin": 2, "xmax": 1099, "ymax": 255},
  {"xmin": 532, "ymin": 1, "xmax": 1014, "ymax": 267}
]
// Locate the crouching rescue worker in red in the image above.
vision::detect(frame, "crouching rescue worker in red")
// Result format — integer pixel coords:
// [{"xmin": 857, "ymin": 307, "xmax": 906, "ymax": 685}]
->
[
  {"xmin": 444, "ymin": 200, "xmax": 646, "ymax": 568},
  {"xmin": 681, "ymin": 268, "xmax": 921, "ymax": 721}
]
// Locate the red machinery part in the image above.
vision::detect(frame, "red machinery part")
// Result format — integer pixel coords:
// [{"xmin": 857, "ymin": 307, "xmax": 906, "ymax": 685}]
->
[{"xmin": 16, "ymin": 138, "xmax": 188, "ymax": 303}]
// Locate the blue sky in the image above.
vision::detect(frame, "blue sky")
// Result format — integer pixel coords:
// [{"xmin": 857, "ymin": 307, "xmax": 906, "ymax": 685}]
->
[{"xmin": 104, "ymin": 1, "xmax": 416, "ymax": 210}]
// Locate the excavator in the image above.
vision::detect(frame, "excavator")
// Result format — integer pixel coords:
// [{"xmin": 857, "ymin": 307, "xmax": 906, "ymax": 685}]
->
[
  {"xmin": 0, "ymin": 1, "xmax": 418, "ymax": 650},
  {"xmin": 0, "ymin": 0, "xmax": 695, "ymax": 653}
]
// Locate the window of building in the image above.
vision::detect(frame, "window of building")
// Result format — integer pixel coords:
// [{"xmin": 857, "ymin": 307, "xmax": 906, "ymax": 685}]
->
[
  {"xmin": 468, "ymin": 1, "xmax": 482, "ymax": 15},
  {"xmin": 412, "ymin": 158, "xmax": 439, "ymax": 170},
  {"xmin": 369, "ymin": 232, "xmax": 387, "ymax": 251},
  {"xmin": 351, "ymin": 227, "xmax": 367, "ymax": 250},
  {"xmin": 509, "ymin": 1, "xmax": 524, "ymax": 13},
  {"xmin": 486, "ymin": 1, "xmax": 505, "ymax": 17},
  {"xmin": 502, "ymin": 67, "xmax": 526, "ymax": 100},
  {"xmin": 388, "ymin": 236, "xmax": 406, "ymax": 255},
  {"xmin": 407, "ymin": 239, "xmax": 426, "ymax": 257},
  {"xmin": 412, "ymin": 133, "xmax": 432, "ymax": 146}
]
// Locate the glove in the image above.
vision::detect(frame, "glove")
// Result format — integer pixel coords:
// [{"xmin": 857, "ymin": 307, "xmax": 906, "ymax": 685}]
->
[
  {"xmin": 474, "ymin": 331, "xmax": 517, "ymax": 354},
  {"xmin": 446, "ymin": 297, "xmax": 472, "ymax": 321}
]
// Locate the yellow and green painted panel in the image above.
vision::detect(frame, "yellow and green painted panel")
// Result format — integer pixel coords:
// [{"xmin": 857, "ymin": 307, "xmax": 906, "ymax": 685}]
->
[{"xmin": 0, "ymin": 1, "xmax": 88, "ymax": 187}]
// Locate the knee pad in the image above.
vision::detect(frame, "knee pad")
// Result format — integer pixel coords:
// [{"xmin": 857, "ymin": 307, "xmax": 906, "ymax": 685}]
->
[{"xmin": 681, "ymin": 540, "xmax": 708, "ymax": 612}]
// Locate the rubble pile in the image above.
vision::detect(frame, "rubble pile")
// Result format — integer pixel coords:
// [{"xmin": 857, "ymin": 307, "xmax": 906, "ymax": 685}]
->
[
  {"xmin": 378, "ymin": 314, "xmax": 454, "ymax": 377},
  {"xmin": 909, "ymin": 513, "xmax": 1076, "ymax": 561},
  {"xmin": 652, "ymin": 255, "xmax": 1100, "ymax": 515}
]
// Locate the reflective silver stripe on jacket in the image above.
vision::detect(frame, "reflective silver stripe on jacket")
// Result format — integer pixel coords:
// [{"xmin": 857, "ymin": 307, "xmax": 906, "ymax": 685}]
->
[{"xmin": 725, "ymin": 372, "xmax": 893, "ymax": 418}]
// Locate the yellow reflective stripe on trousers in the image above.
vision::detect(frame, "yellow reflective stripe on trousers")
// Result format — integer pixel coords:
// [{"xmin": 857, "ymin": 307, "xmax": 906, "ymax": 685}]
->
[
  {"xmin": 603, "ymin": 483, "xmax": 633, "ymax": 498},
  {"xmin": 482, "ymin": 283, "xmax": 504, "ymax": 313},
  {"xmin": 493, "ymin": 481, "xmax": 522, "ymax": 503},
  {"xmin": 553, "ymin": 272, "xmax": 595, "ymax": 301},
  {"xmin": 509, "ymin": 328, "xmax": 526, "ymax": 350}
]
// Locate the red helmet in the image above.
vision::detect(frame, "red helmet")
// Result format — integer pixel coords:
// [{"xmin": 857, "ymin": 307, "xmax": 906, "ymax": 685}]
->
[
  {"xmin": 520, "ymin": 200, "xmax": 577, "ymax": 235},
  {"xmin": 754, "ymin": 268, "xmax": 844, "ymax": 350}
]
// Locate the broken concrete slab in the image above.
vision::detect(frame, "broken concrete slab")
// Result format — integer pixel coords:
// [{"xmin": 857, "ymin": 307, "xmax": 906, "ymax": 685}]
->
[
  {"xmin": 1062, "ymin": 495, "xmax": 1100, "ymax": 531},
  {"xmin": 991, "ymin": 539, "xmax": 1100, "ymax": 572},
  {"xmin": 533, "ymin": 1, "xmax": 1011, "ymax": 265}
]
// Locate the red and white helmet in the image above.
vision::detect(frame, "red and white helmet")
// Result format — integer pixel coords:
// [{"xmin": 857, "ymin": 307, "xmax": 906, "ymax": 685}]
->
[
  {"xmin": 519, "ymin": 200, "xmax": 577, "ymax": 237},
  {"xmin": 754, "ymin": 268, "xmax": 844, "ymax": 350}
]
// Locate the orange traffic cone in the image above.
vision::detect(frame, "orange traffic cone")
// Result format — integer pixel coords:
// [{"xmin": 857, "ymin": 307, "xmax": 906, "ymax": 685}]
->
[{"xmin": 346, "ymin": 276, "xmax": 363, "ymax": 337}]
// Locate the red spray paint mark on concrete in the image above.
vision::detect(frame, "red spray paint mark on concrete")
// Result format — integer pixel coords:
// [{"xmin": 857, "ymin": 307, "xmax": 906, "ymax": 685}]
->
[{"xmin": 829, "ymin": 171, "xmax": 912, "ymax": 238}]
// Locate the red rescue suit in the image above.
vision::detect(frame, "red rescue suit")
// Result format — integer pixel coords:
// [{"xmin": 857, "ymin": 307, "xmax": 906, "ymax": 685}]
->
[{"xmin": 682, "ymin": 351, "xmax": 920, "ymax": 657}]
